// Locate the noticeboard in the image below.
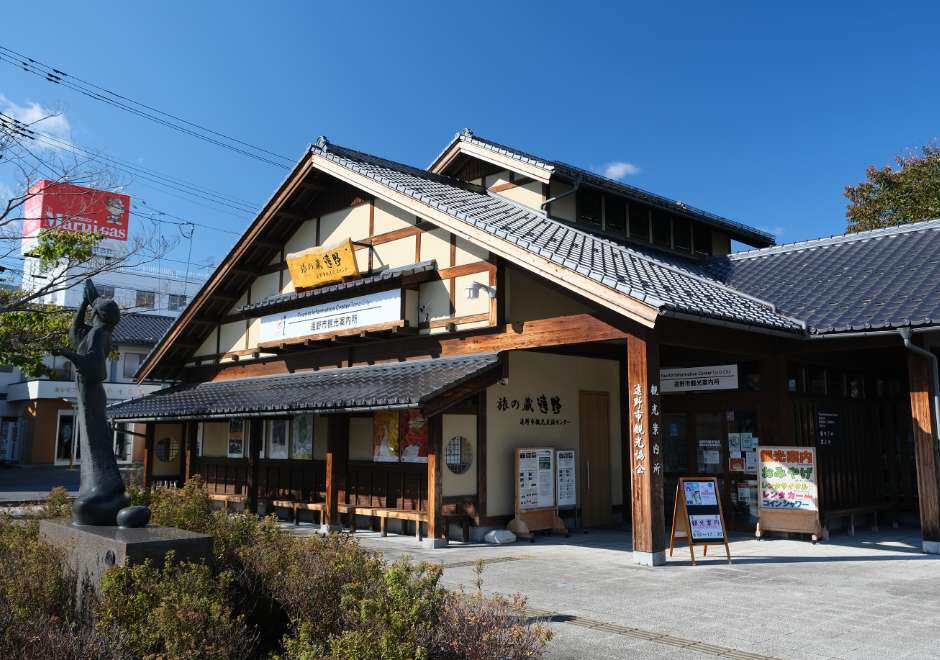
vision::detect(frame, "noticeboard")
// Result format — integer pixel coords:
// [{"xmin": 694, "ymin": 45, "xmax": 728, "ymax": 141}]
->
[
  {"xmin": 668, "ymin": 477, "xmax": 731, "ymax": 564},
  {"xmin": 508, "ymin": 447, "xmax": 567, "ymax": 541},
  {"xmin": 555, "ymin": 449, "xmax": 577, "ymax": 508},
  {"xmin": 755, "ymin": 446, "xmax": 825, "ymax": 541},
  {"xmin": 816, "ymin": 412, "xmax": 840, "ymax": 448}
]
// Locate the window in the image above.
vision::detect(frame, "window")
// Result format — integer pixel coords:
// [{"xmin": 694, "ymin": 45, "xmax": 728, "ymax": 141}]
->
[
  {"xmin": 576, "ymin": 187, "xmax": 603, "ymax": 230},
  {"xmin": 604, "ymin": 195, "xmax": 627, "ymax": 236},
  {"xmin": 651, "ymin": 210, "xmax": 671, "ymax": 247},
  {"xmin": 265, "ymin": 419, "xmax": 290, "ymax": 459},
  {"xmin": 693, "ymin": 224, "xmax": 712, "ymax": 256},
  {"xmin": 135, "ymin": 290, "xmax": 155, "ymax": 310},
  {"xmin": 672, "ymin": 216, "xmax": 692, "ymax": 253},
  {"xmin": 97, "ymin": 284, "xmax": 115, "ymax": 299},
  {"xmin": 291, "ymin": 414, "xmax": 314, "ymax": 460},
  {"xmin": 168, "ymin": 293, "xmax": 187, "ymax": 311},
  {"xmin": 123, "ymin": 352, "xmax": 145, "ymax": 379},
  {"xmin": 228, "ymin": 420, "xmax": 245, "ymax": 458},
  {"xmin": 444, "ymin": 435, "xmax": 473, "ymax": 474},
  {"xmin": 629, "ymin": 204, "xmax": 650, "ymax": 241}
]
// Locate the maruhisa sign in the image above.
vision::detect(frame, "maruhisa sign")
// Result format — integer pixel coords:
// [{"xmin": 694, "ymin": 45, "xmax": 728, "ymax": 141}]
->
[
  {"xmin": 259, "ymin": 289, "xmax": 402, "ymax": 344},
  {"xmin": 659, "ymin": 364, "xmax": 738, "ymax": 393},
  {"xmin": 286, "ymin": 239, "xmax": 360, "ymax": 289},
  {"xmin": 22, "ymin": 180, "xmax": 130, "ymax": 241}
]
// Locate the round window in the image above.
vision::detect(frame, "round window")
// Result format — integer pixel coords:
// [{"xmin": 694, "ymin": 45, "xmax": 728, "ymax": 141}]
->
[{"xmin": 444, "ymin": 435, "xmax": 473, "ymax": 474}]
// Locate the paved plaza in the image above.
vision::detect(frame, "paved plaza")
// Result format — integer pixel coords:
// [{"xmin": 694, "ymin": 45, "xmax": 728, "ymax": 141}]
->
[
  {"xmin": 0, "ymin": 466, "xmax": 79, "ymax": 503},
  {"xmin": 289, "ymin": 524, "xmax": 940, "ymax": 659}
]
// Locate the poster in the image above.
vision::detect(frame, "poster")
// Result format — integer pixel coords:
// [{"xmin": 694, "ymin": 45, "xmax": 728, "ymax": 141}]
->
[
  {"xmin": 228, "ymin": 420, "xmax": 244, "ymax": 458},
  {"xmin": 373, "ymin": 411, "xmax": 400, "ymax": 462},
  {"xmin": 518, "ymin": 448, "xmax": 554, "ymax": 510},
  {"xmin": 689, "ymin": 514, "xmax": 725, "ymax": 540},
  {"xmin": 267, "ymin": 419, "xmax": 289, "ymax": 459},
  {"xmin": 400, "ymin": 410, "xmax": 428, "ymax": 463},
  {"xmin": 683, "ymin": 480, "xmax": 719, "ymax": 506},
  {"xmin": 555, "ymin": 449, "xmax": 577, "ymax": 508},
  {"xmin": 758, "ymin": 446, "xmax": 818, "ymax": 511},
  {"xmin": 728, "ymin": 432, "xmax": 758, "ymax": 473},
  {"xmin": 291, "ymin": 414, "xmax": 314, "ymax": 460}
]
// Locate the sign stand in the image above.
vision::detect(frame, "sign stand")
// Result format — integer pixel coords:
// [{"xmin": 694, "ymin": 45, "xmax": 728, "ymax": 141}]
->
[
  {"xmin": 508, "ymin": 448, "xmax": 567, "ymax": 542},
  {"xmin": 756, "ymin": 446, "xmax": 827, "ymax": 543},
  {"xmin": 668, "ymin": 477, "xmax": 731, "ymax": 565},
  {"xmin": 555, "ymin": 449, "xmax": 578, "ymax": 532}
]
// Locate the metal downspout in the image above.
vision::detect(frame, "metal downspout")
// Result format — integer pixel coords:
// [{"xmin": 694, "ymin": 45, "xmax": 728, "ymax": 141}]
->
[{"xmin": 540, "ymin": 176, "xmax": 582, "ymax": 210}]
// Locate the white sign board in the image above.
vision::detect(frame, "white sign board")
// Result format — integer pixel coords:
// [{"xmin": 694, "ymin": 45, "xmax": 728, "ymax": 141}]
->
[
  {"xmin": 518, "ymin": 448, "xmax": 554, "ymax": 511},
  {"xmin": 660, "ymin": 364, "xmax": 738, "ymax": 393},
  {"xmin": 259, "ymin": 289, "xmax": 401, "ymax": 344},
  {"xmin": 555, "ymin": 449, "xmax": 577, "ymax": 508}
]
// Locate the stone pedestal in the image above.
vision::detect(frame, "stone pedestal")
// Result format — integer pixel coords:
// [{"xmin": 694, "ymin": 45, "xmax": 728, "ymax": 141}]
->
[{"xmin": 40, "ymin": 520, "xmax": 212, "ymax": 596}]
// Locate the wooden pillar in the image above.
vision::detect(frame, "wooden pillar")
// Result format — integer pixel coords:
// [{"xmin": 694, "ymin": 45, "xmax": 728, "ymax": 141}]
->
[
  {"xmin": 907, "ymin": 351, "xmax": 940, "ymax": 551},
  {"xmin": 426, "ymin": 413, "xmax": 446, "ymax": 547},
  {"xmin": 324, "ymin": 414, "xmax": 349, "ymax": 530},
  {"xmin": 247, "ymin": 419, "xmax": 262, "ymax": 513},
  {"xmin": 183, "ymin": 421, "xmax": 197, "ymax": 484},
  {"xmin": 627, "ymin": 333, "xmax": 666, "ymax": 565},
  {"xmin": 142, "ymin": 422, "xmax": 155, "ymax": 489}
]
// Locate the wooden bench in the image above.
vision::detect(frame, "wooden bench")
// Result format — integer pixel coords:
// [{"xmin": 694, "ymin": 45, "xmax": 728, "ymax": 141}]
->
[
  {"xmin": 270, "ymin": 499, "xmax": 327, "ymax": 526},
  {"xmin": 208, "ymin": 493, "xmax": 248, "ymax": 511},
  {"xmin": 825, "ymin": 504, "xmax": 897, "ymax": 536},
  {"xmin": 339, "ymin": 505, "xmax": 471, "ymax": 542}
]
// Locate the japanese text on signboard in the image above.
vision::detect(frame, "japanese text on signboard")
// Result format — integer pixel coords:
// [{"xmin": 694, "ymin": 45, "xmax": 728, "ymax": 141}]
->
[
  {"xmin": 758, "ymin": 447, "xmax": 818, "ymax": 511},
  {"xmin": 496, "ymin": 394, "xmax": 569, "ymax": 426},
  {"xmin": 286, "ymin": 239, "xmax": 360, "ymax": 288},
  {"xmin": 633, "ymin": 383, "xmax": 662, "ymax": 477}
]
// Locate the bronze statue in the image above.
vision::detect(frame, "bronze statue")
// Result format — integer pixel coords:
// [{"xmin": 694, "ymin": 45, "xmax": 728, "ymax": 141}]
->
[{"xmin": 54, "ymin": 280, "xmax": 149, "ymax": 528}]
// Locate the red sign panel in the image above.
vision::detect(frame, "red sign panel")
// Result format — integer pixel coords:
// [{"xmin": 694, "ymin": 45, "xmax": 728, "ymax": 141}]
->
[{"xmin": 22, "ymin": 180, "xmax": 130, "ymax": 241}]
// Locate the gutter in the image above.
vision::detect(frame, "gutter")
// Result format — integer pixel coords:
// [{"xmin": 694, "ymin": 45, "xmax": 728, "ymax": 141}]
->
[
  {"xmin": 899, "ymin": 328, "xmax": 940, "ymax": 445},
  {"xmin": 540, "ymin": 176, "xmax": 581, "ymax": 210}
]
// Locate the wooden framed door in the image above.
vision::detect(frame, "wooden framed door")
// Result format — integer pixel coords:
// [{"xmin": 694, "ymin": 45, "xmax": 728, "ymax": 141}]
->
[{"xmin": 579, "ymin": 391, "xmax": 611, "ymax": 527}]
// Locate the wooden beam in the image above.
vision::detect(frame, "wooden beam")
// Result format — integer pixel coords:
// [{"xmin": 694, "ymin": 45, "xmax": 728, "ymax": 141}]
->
[
  {"xmin": 427, "ymin": 414, "xmax": 444, "ymax": 545},
  {"xmin": 908, "ymin": 351, "xmax": 940, "ymax": 547},
  {"xmin": 627, "ymin": 333, "xmax": 666, "ymax": 566},
  {"xmin": 183, "ymin": 421, "xmax": 197, "ymax": 484},
  {"xmin": 247, "ymin": 419, "xmax": 262, "ymax": 512},
  {"xmin": 143, "ymin": 422, "xmax": 155, "ymax": 489},
  {"xmin": 325, "ymin": 415, "xmax": 349, "ymax": 529}
]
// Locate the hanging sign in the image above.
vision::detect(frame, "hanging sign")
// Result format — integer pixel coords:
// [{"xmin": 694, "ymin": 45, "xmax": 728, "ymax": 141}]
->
[
  {"xmin": 659, "ymin": 365, "xmax": 738, "ymax": 393},
  {"xmin": 259, "ymin": 289, "xmax": 402, "ymax": 345},
  {"xmin": 755, "ymin": 446, "xmax": 826, "ymax": 542},
  {"xmin": 372, "ymin": 411, "xmax": 400, "ymax": 462},
  {"xmin": 555, "ymin": 449, "xmax": 577, "ymax": 508},
  {"xmin": 508, "ymin": 447, "xmax": 567, "ymax": 541},
  {"xmin": 668, "ymin": 477, "xmax": 731, "ymax": 564},
  {"xmin": 286, "ymin": 238, "xmax": 360, "ymax": 289}
]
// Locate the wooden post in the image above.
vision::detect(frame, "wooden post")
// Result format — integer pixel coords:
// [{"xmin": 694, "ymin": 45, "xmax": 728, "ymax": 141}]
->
[
  {"xmin": 426, "ymin": 413, "xmax": 446, "ymax": 547},
  {"xmin": 247, "ymin": 419, "xmax": 262, "ymax": 513},
  {"xmin": 183, "ymin": 421, "xmax": 197, "ymax": 485},
  {"xmin": 142, "ymin": 422, "xmax": 155, "ymax": 489},
  {"xmin": 907, "ymin": 352, "xmax": 940, "ymax": 553},
  {"xmin": 627, "ymin": 333, "xmax": 666, "ymax": 566},
  {"xmin": 324, "ymin": 414, "xmax": 349, "ymax": 531}
]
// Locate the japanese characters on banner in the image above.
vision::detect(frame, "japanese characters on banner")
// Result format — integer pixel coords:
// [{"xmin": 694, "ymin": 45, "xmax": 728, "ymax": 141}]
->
[
  {"xmin": 495, "ymin": 392, "xmax": 570, "ymax": 427},
  {"xmin": 555, "ymin": 449, "xmax": 577, "ymax": 508},
  {"xmin": 372, "ymin": 411, "xmax": 400, "ymax": 462},
  {"xmin": 400, "ymin": 410, "xmax": 429, "ymax": 463},
  {"xmin": 286, "ymin": 238, "xmax": 360, "ymax": 289},
  {"xmin": 632, "ymin": 382, "xmax": 662, "ymax": 479},
  {"xmin": 758, "ymin": 446, "xmax": 818, "ymax": 511},
  {"xmin": 518, "ymin": 448, "xmax": 554, "ymax": 510}
]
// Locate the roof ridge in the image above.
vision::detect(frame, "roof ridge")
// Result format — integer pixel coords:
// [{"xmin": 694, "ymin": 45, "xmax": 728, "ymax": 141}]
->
[{"xmin": 728, "ymin": 218, "xmax": 940, "ymax": 260}]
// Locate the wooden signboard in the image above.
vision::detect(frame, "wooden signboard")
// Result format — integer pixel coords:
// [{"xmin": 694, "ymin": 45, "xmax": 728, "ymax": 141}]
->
[
  {"xmin": 755, "ymin": 446, "xmax": 826, "ymax": 542},
  {"xmin": 508, "ymin": 447, "xmax": 567, "ymax": 542},
  {"xmin": 286, "ymin": 238, "xmax": 360, "ymax": 289},
  {"xmin": 668, "ymin": 477, "xmax": 731, "ymax": 564}
]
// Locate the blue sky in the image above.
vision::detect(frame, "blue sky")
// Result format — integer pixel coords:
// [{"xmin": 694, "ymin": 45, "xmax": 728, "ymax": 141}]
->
[{"xmin": 1, "ymin": 1, "xmax": 938, "ymax": 272}]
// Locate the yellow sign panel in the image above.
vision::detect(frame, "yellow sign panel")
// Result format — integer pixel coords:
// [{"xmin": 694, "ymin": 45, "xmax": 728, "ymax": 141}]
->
[{"xmin": 286, "ymin": 239, "xmax": 360, "ymax": 289}]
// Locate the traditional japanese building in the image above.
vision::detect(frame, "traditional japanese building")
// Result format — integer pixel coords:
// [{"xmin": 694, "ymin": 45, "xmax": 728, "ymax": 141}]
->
[{"xmin": 107, "ymin": 130, "xmax": 940, "ymax": 563}]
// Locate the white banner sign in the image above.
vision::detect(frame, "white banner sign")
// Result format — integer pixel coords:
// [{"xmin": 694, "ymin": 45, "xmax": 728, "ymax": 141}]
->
[
  {"xmin": 660, "ymin": 364, "xmax": 738, "ymax": 393},
  {"xmin": 259, "ymin": 289, "xmax": 401, "ymax": 344}
]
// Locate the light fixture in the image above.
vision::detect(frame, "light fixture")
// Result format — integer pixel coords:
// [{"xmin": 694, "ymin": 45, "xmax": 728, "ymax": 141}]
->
[{"xmin": 465, "ymin": 282, "xmax": 497, "ymax": 300}]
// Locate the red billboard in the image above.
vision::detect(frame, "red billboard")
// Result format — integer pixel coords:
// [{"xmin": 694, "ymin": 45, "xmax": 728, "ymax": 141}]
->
[{"xmin": 22, "ymin": 180, "xmax": 130, "ymax": 241}]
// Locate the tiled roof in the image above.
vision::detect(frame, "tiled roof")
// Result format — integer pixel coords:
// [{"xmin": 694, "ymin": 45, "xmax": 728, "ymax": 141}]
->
[
  {"xmin": 107, "ymin": 353, "xmax": 500, "ymax": 420},
  {"xmin": 112, "ymin": 313, "xmax": 175, "ymax": 346},
  {"xmin": 312, "ymin": 138, "xmax": 803, "ymax": 333},
  {"xmin": 709, "ymin": 220, "xmax": 940, "ymax": 334},
  {"xmin": 446, "ymin": 129, "xmax": 774, "ymax": 247},
  {"xmin": 238, "ymin": 261, "xmax": 437, "ymax": 315}
]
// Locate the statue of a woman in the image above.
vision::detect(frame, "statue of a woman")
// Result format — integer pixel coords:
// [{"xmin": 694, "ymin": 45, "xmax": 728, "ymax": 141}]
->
[{"xmin": 54, "ymin": 280, "xmax": 147, "ymax": 527}]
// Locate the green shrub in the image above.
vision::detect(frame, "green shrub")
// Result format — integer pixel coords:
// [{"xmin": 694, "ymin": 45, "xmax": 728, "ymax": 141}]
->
[
  {"xmin": 125, "ymin": 483, "xmax": 151, "ymax": 507},
  {"xmin": 0, "ymin": 516, "xmax": 74, "ymax": 624},
  {"xmin": 148, "ymin": 476, "xmax": 214, "ymax": 532},
  {"xmin": 43, "ymin": 486, "xmax": 72, "ymax": 519},
  {"xmin": 96, "ymin": 552, "xmax": 256, "ymax": 659}
]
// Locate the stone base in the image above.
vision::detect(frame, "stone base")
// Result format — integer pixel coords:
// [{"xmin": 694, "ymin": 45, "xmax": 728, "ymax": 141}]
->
[
  {"xmin": 422, "ymin": 537, "xmax": 449, "ymax": 549},
  {"xmin": 40, "ymin": 519, "xmax": 212, "ymax": 597},
  {"xmin": 632, "ymin": 550, "xmax": 666, "ymax": 566},
  {"xmin": 923, "ymin": 539, "xmax": 940, "ymax": 555}
]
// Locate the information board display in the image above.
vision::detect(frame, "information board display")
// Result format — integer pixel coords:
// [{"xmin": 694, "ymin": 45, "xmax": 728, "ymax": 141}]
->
[
  {"xmin": 508, "ymin": 448, "xmax": 568, "ymax": 541},
  {"xmin": 755, "ymin": 446, "xmax": 826, "ymax": 542},
  {"xmin": 555, "ymin": 449, "xmax": 577, "ymax": 508},
  {"xmin": 668, "ymin": 477, "xmax": 731, "ymax": 564}
]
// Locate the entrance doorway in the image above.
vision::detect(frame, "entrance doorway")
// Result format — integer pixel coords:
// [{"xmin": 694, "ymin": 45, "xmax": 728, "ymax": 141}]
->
[
  {"xmin": 579, "ymin": 391, "xmax": 611, "ymax": 527},
  {"xmin": 55, "ymin": 410, "xmax": 79, "ymax": 465}
]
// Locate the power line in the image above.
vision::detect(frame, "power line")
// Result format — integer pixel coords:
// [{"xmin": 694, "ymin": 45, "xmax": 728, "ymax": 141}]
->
[{"xmin": 0, "ymin": 45, "xmax": 294, "ymax": 169}]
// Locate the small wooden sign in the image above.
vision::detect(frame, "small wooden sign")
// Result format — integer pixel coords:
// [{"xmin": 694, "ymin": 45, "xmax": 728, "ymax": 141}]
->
[
  {"xmin": 755, "ymin": 446, "xmax": 826, "ymax": 542},
  {"xmin": 668, "ymin": 477, "xmax": 731, "ymax": 564},
  {"xmin": 508, "ymin": 447, "xmax": 567, "ymax": 542},
  {"xmin": 286, "ymin": 238, "xmax": 360, "ymax": 289}
]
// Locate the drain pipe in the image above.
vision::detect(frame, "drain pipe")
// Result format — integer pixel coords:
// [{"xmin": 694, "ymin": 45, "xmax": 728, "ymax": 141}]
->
[
  {"xmin": 900, "ymin": 328, "xmax": 940, "ymax": 440},
  {"xmin": 540, "ymin": 176, "xmax": 582, "ymax": 210}
]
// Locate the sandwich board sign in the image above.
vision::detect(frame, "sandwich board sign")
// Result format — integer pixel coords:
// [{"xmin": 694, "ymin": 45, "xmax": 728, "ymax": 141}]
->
[
  {"xmin": 668, "ymin": 477, "xmax": 731, "ymax": 564},
  {"xmin": 508, "ymin": 448, "xmax": 567, "ymax": 541},
  {"xmin": 755, "ymin": 446, "xmax": 826, "ymax": 542}
]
